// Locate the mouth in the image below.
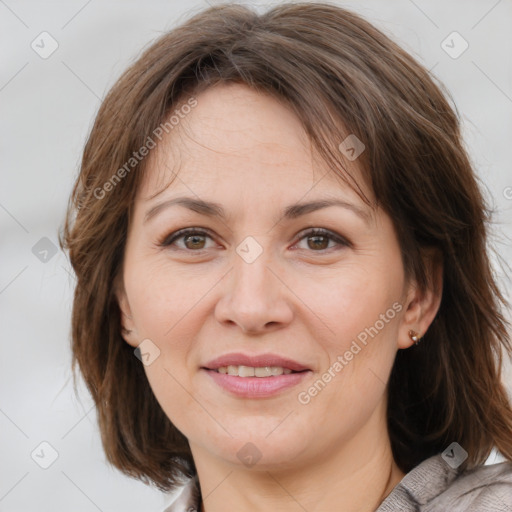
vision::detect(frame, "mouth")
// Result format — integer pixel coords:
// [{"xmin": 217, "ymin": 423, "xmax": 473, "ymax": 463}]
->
[
  {"xmin": 201, "ymin": 367, "xmax": 312, "ymax": 398},
  {"xmin": 202, "ymin": 352, "xmax": 311, "ymax": 373},
  {"xmin": 200, "ymin": 353, "xmax": 312, "ymax": 398},
  {"xmin": 200, "ymin": 354, "xmax": 312, "ymax": 398},
  {"xmin": 205, "ymin": 365, "xmax": 308, "ymax": 377}
]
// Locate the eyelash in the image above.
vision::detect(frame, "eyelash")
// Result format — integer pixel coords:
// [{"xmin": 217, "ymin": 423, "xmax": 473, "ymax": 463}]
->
[{"xmin": 158, "ymin": 227, "xmax": 351, "ymax": 254}]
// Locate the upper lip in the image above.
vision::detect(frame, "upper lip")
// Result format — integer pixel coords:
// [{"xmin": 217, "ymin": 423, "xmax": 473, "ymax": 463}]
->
[{"xmin": 202, "ymin": 353, "xmax": 311, "ymax": 372}]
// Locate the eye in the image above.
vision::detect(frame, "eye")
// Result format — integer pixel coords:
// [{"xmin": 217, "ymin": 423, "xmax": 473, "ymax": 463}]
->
[
  {"xmin": 159, "ymin": 228, "xmax": 216, "ymax": 251},
  {"xmin": 159, "ymin": 227, "xmax": 351, "ymax": 253},
  {"xmin": 293, "ymin": 228, "xmax": 350, "ymax": 252}
]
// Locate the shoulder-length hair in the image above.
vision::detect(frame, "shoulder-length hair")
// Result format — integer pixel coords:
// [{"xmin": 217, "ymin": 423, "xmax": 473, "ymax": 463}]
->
[{"xmin": 59, "ymin": 1, "xmax": 512, "ymax": 492}]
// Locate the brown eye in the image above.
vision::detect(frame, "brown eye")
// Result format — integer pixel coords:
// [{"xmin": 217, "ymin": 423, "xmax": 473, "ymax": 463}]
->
[
  {"xmin": 183, "ymin": 233, "xmax": 207, "ymax": 250},
  {"xmin": 160, "ymin": 228, "xmax": 215, "ymax": 251},
  {"xmin": 295, "ymin": 228, "xmax": 350, "ymax": 252},
  {"xmin": 307, "ymin": 235, "xmax": 330, "ymax": 250}
]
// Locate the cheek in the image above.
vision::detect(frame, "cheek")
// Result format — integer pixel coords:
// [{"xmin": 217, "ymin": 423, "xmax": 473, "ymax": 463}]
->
[
  {"xmin": 141, "ymin": 360, "xmax": 203, "ymax": 441},
  {"xmin": 295, "ymin": 260, "xmax": 403, "ymax": 399},
  {"xmin": 124, "ymin": 257, "xmax": 214, "ymax": 343},
  {"xmin": 296, "ymin": 259, "xmax": 403, "ymax": 342}
]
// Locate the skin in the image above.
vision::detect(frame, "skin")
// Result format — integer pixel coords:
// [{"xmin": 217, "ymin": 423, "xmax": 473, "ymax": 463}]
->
[{"xmin": 117, "ymin": 83, "xmax": 442, "ymax": 512}]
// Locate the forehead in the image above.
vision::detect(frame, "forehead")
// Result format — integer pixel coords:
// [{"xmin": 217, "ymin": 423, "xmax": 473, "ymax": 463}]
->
[{"xmin": 139, "ymin": 82, "xmax": 371, "ymax": 206}]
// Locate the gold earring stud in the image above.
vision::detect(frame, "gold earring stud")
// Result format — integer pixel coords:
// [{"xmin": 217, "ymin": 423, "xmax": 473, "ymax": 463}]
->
[{"xmin": 409, "ymin": 330, "xmax": 422, "ymax": 345}]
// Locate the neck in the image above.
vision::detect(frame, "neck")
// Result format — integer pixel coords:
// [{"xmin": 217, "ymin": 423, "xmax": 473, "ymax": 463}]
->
[{"xmin": 192, "ymin": 401, "xmax": 406, "ymax": 512}]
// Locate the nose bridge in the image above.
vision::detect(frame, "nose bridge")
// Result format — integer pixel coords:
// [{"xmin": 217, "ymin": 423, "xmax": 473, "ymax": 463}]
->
[
  {"xmin": 232, "ymin": 237, "xmax": 276, "ymax": 308},
  {"xmin": 234, "ymin": 241, "xmax": 271, "ymax": 295}
]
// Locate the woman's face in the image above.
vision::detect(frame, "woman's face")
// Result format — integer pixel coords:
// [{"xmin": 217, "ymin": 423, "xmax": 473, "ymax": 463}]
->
[{"xmin": 117, "ymin": 83, "xmax": 419, "ymax": 471}]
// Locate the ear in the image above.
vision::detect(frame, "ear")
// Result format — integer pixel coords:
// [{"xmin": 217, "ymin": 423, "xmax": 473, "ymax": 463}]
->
[
  {"xmin": 113, "ymin": 274, "xmax": 139, "ymax": 348},
  {"xmin": 398, "ymin": 248, "xmax": 443, "ymax": 350}
]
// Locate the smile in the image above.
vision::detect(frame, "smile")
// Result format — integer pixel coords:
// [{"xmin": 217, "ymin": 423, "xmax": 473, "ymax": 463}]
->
[
  {"xmin": 215, "ymin": 365, "xmax": 300, "ymax": 377},
  {"xmin": 202, "ymin": 367, "xmax": 311, "ymax": 398}
]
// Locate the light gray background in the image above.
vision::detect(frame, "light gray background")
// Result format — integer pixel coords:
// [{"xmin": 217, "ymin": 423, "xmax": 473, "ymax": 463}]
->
[{"xmin": 1, "ymin": 0, "xmax": 511, "ymax": 511}]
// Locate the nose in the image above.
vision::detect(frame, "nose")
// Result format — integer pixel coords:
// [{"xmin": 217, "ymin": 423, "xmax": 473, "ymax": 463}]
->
[{"xmin": 214, "ymin": 246, "xmax": 294, "ymax": 334}]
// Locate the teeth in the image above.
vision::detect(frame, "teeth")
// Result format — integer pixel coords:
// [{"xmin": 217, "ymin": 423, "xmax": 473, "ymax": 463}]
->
[
  {"xmin": 255, "ymin": 366, "xmax": 272, "ymax": 377},
  {"xmin": 217, "ymin": 365, "xmax": 294, "ymax": 377}
]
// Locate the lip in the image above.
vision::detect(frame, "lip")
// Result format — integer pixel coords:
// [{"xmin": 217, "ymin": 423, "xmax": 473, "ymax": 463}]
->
[
  {"xmin": 200, "ymin": 352, "xmax": 312, "ymax": 399},
  {"xmin": 202, "ymin": 352, "xmax": 310, "ymax": 372},
  {"xmin": 202, "ymin": 368, "xmax": 311, "ymax": 398}
]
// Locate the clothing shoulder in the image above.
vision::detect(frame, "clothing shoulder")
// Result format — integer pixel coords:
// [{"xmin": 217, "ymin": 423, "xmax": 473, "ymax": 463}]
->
[
  {"xmin": 161, "ymin": 456, "xmax": 512, "ymax": 512},
  {"xmin": 160, "ymin": 476, "xmax": 200, "ymax": 512},
  {"xmin": 378, "ymin": 452, "xmax": 512, "ymax": 512},
  {"xmin": 426, "ymin": 457, "xmax": 512, "ymax": 511}
]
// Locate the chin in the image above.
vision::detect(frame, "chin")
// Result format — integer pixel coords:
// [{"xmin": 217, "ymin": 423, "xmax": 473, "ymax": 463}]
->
[{"xmin": 204, "ymin": 430, "xmax": 310, "ymax": 470}]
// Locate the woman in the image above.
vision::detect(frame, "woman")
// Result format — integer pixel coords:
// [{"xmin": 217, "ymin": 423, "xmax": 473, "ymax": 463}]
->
[{"xmin": 60, "ymin": 3, "xmax": 512, "ymax": 511}]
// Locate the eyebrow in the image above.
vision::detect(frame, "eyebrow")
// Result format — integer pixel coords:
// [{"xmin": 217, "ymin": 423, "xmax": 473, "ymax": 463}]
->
[{"xmin": 143, "ymin": 196, "xmax": 372, "ymax": 226}]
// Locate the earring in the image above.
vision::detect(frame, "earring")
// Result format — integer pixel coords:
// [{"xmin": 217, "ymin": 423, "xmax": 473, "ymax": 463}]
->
[{"xmin": 409, "ymin": 330, "xmax": 422, "ymax": 345}]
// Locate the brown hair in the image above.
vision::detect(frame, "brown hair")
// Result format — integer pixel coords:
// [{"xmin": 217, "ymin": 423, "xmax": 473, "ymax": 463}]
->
[{"xmin": 59, "ymin": 1, "xmax": 512, "ymax": 492}]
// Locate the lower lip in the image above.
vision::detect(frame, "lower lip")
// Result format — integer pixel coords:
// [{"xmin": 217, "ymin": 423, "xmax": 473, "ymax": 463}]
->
[{"xmin": 202, "ymin": 369, "xmax": 311, "ymax": 398}]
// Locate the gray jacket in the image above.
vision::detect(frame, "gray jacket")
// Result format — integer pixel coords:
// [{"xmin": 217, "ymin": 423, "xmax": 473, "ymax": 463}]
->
[{"xmin": 161, "ymin": 453, "xmax": 512, "ymax": 511}]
